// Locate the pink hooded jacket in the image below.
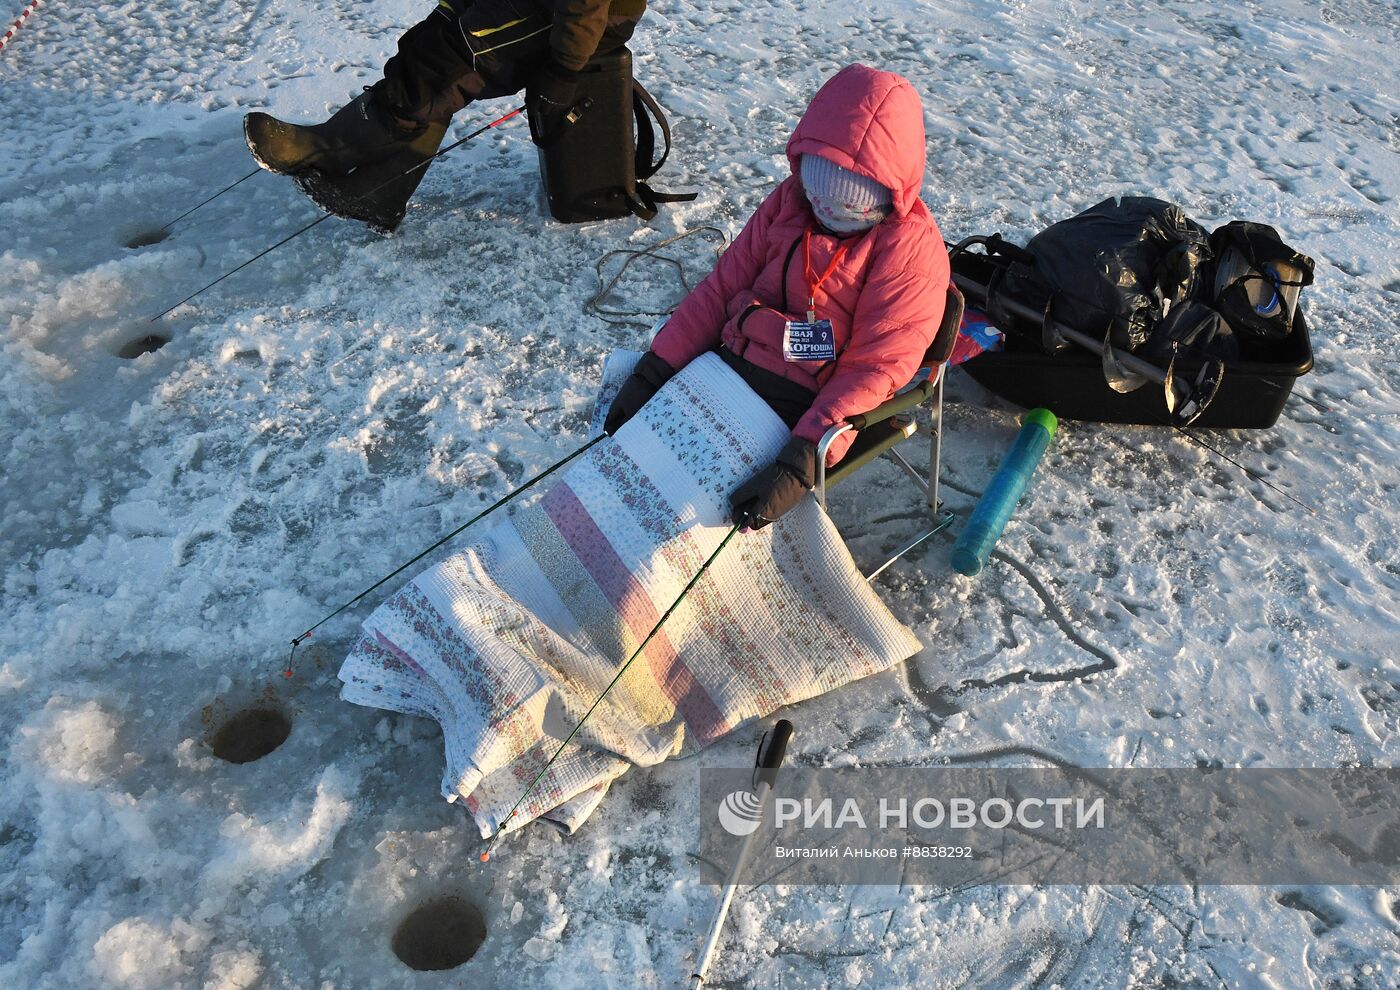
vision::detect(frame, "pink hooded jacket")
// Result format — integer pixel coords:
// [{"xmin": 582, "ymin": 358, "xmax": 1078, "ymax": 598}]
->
[{"xmin": 652, "ymin": 64, "xmax": 950, "ymax": 465}]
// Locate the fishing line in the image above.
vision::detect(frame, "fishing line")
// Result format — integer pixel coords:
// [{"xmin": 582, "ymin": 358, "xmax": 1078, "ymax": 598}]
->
[
  {"xmin": 1172, "ymin": 427, "xmax": 1315, "ymax": 514},
  {"xmin": 283, "ymin": 434, "xmax": 602, "ymax": 677},
  {"xmin": 154, "ymin": 168, "xmax": 261, "ymax": 234}
]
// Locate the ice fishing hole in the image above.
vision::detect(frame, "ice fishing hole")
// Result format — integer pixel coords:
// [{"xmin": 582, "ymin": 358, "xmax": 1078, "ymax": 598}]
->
[
  {"xmin": 124, "ymin": 229, "xmax": 171, "ymax": 249},
  {"xmin": 391, "ymin": 896, "xmax": 486, "ymax": 971},
  {"xmin": 210, "ymin": 707, "xmax": 291, "ymax": 764},
  {"xmin": 116, "ymin": 333, "xmax": 171, "ymax": 359}
]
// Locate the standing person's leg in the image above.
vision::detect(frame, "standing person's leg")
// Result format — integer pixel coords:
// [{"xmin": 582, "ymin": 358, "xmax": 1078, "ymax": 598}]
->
[
  {"xmin": 384, "ymin": 2, "xmax": 554, "ymax": 121},
  {"xmin": 243, "ymin": 1, "xmax": 644, "ymax": 230},
  {"xmin": 243, "ymin": 6, "xmax": 497, "ymax": 180},
  {"xmin": 376, "ymin": 6, "xmax": 482, "ymax": 127},
  {"xmin": 290, "ymin": 4, "xmax": 559, "ymax": 231},
  {"xmin": 245, "ymin": 2, "xmax": 554, "ymax": 231}
]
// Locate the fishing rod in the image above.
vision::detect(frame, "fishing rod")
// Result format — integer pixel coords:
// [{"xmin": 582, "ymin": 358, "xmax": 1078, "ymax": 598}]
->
[
  {"xmin": 282, "ymin": 433, "xmax": 601, "ymax": 677},
  {"xmin": 150, "ymin": 105, "xmax": 525, "ymax": 322},
  {"xmin": 480, "ymin": 524, "xmax": 742, "ymax": 862}
]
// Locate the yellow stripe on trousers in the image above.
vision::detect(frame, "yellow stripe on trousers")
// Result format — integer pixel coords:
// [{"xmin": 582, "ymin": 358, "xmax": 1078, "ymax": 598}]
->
[{"xmin": 469, "ymin": 16, "xmax": 527, "ymax": 37}]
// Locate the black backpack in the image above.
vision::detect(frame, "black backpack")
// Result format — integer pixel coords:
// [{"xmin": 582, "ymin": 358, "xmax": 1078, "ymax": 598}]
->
[
  {"xmin": 987, "ymin": 198, "xmax": 1317, "ymax": 360},
  {"xmin": 533, "ymin": 46, "xmax": 695, "ymax": 223},
  {"xmin": 1209, "ymin": 221, "xmax": 1315, "ymax": 340}
]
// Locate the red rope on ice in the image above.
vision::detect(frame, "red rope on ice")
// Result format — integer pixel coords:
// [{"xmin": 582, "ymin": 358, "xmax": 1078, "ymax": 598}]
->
[{"xmin": 0, "ymin": 0, "xmax": 43, "ymax": 54}]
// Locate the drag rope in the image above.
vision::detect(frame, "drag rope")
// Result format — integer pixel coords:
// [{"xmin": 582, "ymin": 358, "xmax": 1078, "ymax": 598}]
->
[{"xmin": 585, "ymin": 226, "xmax": 727, "ymax": 328}]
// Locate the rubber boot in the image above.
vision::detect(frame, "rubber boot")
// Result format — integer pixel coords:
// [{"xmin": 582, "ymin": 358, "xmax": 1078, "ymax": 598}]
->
[
  {"xmin": 293, "ymin": 120, "xmax": 449, "ymax": 234},
  {"xmin": 243, "ymin": 90, "xmax": 420, "ymax": 177}
]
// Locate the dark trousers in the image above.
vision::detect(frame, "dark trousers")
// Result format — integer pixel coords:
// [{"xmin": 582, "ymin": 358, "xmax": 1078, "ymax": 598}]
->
[
  {"xmin": 718, "ymin": 347, "xmax": 817, "ymax": 430},
  {"xmin": 379, "ymin": 3, "xmax": 637, "ymax": 126}
]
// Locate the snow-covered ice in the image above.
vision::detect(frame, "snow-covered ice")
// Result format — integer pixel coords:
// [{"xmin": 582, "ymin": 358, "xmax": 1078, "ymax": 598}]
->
[{"xmin": 2, "ymin": 0, "xmax": 1398, "ymax": 987}]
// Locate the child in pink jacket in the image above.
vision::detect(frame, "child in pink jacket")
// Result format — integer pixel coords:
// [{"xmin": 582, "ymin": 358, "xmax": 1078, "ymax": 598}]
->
[{"xmin": 604, "ymin": 64, "xmax": 950, "ymax": 528}]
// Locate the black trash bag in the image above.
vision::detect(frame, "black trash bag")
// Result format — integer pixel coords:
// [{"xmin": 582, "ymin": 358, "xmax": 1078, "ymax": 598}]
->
[
  {"xmin": 1209, "ymin": 221, "xmax": 1315, "ymax": 340},
  {"xmin": 990, "ymin": 196, "xmax": 1214, "ymax": 353}
]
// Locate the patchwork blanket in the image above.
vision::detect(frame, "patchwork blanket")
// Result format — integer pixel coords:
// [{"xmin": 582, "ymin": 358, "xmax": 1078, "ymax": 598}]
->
[{"xmin": 338, "ymin": 352, "xmax": 921, "ymax": 837}]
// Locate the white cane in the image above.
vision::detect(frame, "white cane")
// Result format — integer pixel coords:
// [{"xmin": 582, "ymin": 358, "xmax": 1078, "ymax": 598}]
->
[{"xmin": 690, "ymin": 719, "xmax": 794, "ymax": 988}]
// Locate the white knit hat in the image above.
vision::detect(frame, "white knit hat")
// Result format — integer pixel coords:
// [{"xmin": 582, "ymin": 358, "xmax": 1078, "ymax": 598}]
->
[{"xmin": 800, "ymin": 153, "xmax": 893, "ymax": 233}]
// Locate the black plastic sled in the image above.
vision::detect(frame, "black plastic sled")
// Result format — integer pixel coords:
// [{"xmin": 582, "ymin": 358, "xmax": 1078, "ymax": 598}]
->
[{"xmin": 951, "ymin": 244, "xmax": 1314, "ymax": 430}]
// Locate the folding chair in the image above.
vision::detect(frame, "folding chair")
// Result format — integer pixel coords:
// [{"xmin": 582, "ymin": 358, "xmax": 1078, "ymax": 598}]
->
[
  {"xmin": 647, "ymin": 282, "xmax": 964, "ymax": 578},
  {"xmin": 814, "ymin": 283, "xmax": 963, "ymax": 577}
]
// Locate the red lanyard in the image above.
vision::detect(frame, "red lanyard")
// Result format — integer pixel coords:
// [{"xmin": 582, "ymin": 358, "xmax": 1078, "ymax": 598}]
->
[{"xmin": 803, "ymin": 229, "xmax": 847, "ymax": 323}]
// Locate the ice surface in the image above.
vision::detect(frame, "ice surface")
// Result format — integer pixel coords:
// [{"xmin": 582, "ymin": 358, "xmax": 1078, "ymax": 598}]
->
[{"xmin": 2, "ymin": 0, "xmax": 1398, "ymax": 987}]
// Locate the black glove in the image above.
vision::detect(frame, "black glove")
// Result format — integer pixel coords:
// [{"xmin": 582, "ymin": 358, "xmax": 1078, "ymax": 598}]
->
[
  {"xmin": 730, "ymin": 437, "xmax": 818, "ymax": 530},
  {"xmin": 526, "ymin": 57, "xmax": 580, "ymax": 147},
  {"xmin": 604, "ymin": 351, "xmax": 675, "ymax": 435}
]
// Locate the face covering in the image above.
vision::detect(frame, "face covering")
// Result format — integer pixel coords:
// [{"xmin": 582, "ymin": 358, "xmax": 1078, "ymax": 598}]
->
[{"xmin": 800, "ymin": 154, "xmax": 893, "ymax": 234}]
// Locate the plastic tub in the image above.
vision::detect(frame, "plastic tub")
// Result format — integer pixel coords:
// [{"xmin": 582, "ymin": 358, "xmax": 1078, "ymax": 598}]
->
[{"xmin": 953, "ymin": 253, "xmax": 1314, "ymax": 429}]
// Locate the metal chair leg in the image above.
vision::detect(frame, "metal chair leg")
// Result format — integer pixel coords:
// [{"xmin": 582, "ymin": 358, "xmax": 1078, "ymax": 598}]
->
[
  {"xmin": 929, "ymin": 371, "xmax": 944, "ymax": 515},
  {"xmin": 863, "ymin": 376, "xmax": 955, "ymax": 582},
  {"xmin": 863, "ymin": 511, "xmax": 957, "ymax": 581},
  {"xmin": 886, "ymin": 441, "xmax": 929, "ymax": 495}
]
